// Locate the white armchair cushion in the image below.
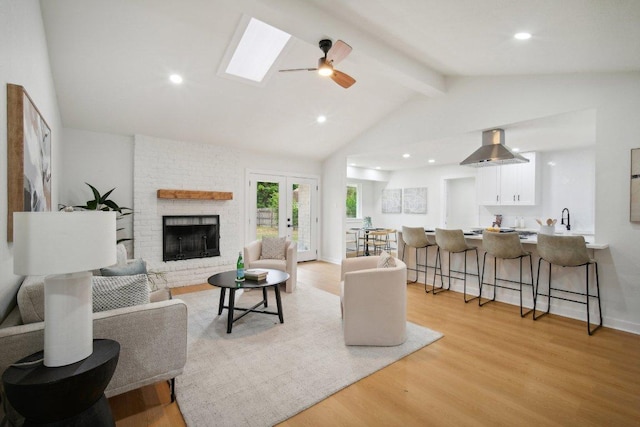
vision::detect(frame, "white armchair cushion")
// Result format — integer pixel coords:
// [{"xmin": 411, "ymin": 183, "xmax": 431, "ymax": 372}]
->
[{"xmin": 260, "ymin": 236, "xmax": 286, "ymax": 260}]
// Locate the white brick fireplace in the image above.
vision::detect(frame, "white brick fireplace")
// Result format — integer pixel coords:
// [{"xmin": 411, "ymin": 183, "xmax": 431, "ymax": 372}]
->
[{"xmin": 133, "ymin": 135, "xmax": 242, "ymax": 287}]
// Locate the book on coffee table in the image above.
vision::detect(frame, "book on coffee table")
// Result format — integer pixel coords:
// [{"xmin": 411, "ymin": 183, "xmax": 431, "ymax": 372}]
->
[{"xmin": 244, "ymin": 268, "xmax": 269, "ymax": 281}]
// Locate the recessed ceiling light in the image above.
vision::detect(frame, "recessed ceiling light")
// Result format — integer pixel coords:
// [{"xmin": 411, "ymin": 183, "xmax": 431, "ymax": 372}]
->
[
  {"xmin": 375, "ymin": 166, "xmax": 381, "ymax": 170},
  {"xmin": 349, "ymin": 163, "xmax": 356, "ymax": 166},
  {"xmin": 428, "ymin": 159, "xmax": 435, "ymax": 163},
  {"xmin": 547, "ymin": 161, "xmax": 556, "ymax": 166},
  {"xmin": 514, "ymin": 32, "xmax": 532, "ymax": 40},
  {"xmin": 169, "ymin": 74, "xmax": 183, "ymax": 84},
  {"xmin": 402, "ymin": 153, "xmax": 410, "ymax": 158},
  {"xmin": 512, "ymin": 147, "xmax": 520, "ymax": 152},
  {"xmin": 317, "ymin": 115, "xmax": 327, "ymax": 123}
]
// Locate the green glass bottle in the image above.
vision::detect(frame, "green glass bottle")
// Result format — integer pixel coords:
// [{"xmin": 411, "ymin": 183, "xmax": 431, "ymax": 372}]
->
[{"xmin": 236, "ymin": 251, "xmax": 245, "ymax": 281}]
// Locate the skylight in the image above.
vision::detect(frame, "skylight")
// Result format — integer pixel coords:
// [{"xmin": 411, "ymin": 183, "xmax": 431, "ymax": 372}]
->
[{"xmin": 225, "ymin": 18, "xmax": 291, "ymax": 83}]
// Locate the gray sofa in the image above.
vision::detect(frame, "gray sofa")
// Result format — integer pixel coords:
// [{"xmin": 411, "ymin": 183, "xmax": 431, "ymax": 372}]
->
[{"xmin": 0, "ymin": 274, "xmax": 188, "ymax": 424}]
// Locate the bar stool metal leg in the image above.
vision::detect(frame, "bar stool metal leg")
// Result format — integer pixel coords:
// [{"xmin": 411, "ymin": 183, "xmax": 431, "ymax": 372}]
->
[
  {"xmin": 463, "ymin": 248, "xmax": 480, "ymax": 303},
  {"xmin": 432, "ymin": 247, "xmax": 448, "ymax": 294},
  {"xmin": 480, "ymin": 253, "xmax": 534, "ymax": 317},
  {"xmin": 586, "ymin": 262, "xmax": 602, "ymax": 335}
]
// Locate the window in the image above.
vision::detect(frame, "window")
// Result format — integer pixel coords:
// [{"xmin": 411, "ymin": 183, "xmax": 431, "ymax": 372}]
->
[{"xmin": 346, "ymin": 184, "xmax": 361, "ymax": 218}]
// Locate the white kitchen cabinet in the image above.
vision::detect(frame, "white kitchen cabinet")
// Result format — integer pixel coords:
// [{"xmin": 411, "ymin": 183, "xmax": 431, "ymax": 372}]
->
[
  {"xmin": 476, "ymin": 152, "xmax": 536, "ymax": 205},
  {"xmin": 476, "ymin": 165, "xmax": 500, "ymax": 205}
]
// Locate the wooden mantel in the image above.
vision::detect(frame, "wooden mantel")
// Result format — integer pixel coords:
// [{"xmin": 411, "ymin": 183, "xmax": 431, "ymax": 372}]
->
[{"xmin": 157, "ymin": 189, "xmax": 233, "ymax": 200}]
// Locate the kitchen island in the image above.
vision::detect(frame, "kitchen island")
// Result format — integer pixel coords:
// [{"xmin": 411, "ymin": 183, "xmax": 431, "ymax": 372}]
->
[
  {"xmin": 397, "ymin": 228, "xmax": 608, "ymax": 327},
  {"xmin": 456, "ymin": 229, "xmax": 609, "ymax": 250}
]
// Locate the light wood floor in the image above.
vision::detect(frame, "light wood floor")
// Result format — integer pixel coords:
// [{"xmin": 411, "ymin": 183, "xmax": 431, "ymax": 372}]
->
[{"xmin": 109, "ymin": 261, "xmax": 640, "ymax": 426}]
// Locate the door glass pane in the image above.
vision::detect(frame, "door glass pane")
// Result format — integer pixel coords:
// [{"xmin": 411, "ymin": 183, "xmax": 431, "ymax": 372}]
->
[
  {"xmin": 292, "ymin": 182, "xmax": 311, "ymax": 253},
  {"xmin": 256, "ymin": 181, "xmax": 279, "ymax": 240}
]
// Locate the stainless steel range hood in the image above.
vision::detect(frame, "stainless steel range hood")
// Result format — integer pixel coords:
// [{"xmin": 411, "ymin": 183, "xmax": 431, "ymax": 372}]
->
[{"xmin": 460, "ymin": 129, "xmax": 529, "ymax": 167}]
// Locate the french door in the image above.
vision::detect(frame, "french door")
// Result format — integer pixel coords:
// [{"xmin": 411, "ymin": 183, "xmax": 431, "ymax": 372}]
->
[{"xmin": 248, "ymin": 172, "xmax": 318, "ymax": 262}]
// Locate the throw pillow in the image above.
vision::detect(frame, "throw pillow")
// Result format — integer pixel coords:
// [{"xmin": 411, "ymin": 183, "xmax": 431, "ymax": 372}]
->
[
  {"xmin": 115, "ymin": 243, "xmax": 128, "ymax": 266},
  {"xmin": 100, "ymin": 258, "xmax": 147, "ymax": 276},
  {"xmin": 92, "ymin": 274, "xmax": 150, "ymax": 313},
  {"xmin": 377, "ymin": 250, "xmax": 397, "ymax": 268},
  {"xmin": 17, "ymin": 275, "xmax": 46, "ymax": 324},
  {"xmin": 260, "ymin": 236, "xmax": 286, "ymax": 260}
]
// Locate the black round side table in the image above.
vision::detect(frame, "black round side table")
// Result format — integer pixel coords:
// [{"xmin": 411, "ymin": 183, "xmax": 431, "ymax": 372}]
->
[{"xmin": 2, "ymin": 339, "xmax": 120, "ymax": 427}]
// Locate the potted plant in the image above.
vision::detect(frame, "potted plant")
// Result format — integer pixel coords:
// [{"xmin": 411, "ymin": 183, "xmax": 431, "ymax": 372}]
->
[{"xmin": 60, "ymin": 183, "xmax": 132, "ymax": 244}]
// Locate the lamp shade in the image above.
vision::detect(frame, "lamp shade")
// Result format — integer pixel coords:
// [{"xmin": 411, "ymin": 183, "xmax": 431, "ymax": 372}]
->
[{"xmin": 13, "ymin": 211, "xmax": 117, "ymax": 275}]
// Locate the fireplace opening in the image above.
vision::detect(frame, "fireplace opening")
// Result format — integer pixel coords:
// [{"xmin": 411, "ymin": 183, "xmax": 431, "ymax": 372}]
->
[{"xmin": 163, "ymin": 215, "xmax": 220, "ymax": 262}]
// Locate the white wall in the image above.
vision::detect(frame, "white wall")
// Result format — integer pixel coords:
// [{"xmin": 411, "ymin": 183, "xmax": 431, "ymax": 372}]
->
[
  {"xmin": 322, "ymin": 72, "xmax": 640, "ymax": 334},
  {"xmin": 59, "ymin": 132, "xmax": 322, "ymax": 287},
  {"xmin": 0, "ymin": 0, "xmax": 63, "ymax": 321},
  {"xmin": 369, "ymin": 163, "xmax": 477, "ymax": 231},
  {"xmin": 479, "ymin": 148, "xmax": 595, "ymax": 232},
  {"xmin": 59, "ymin": 128, "xmax": 134, "ymax": 253},
  {"xmin": 540, "ymin": 148, "xmax": 596, "ymax": 233},
  {"xmin": 321, "ymin": 154, "xmax": 346, "ymax": 264}
]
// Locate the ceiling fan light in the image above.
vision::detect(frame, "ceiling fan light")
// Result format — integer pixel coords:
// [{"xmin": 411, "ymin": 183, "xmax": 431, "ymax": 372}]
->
[{"xmin": 317, "ymin": 58, "xmax": 333, "ymax": 76}]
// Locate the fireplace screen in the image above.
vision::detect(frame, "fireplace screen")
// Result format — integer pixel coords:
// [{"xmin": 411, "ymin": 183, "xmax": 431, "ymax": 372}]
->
[{"xmin": 163, "ymin": 215, "xmax": 220, "ymax": 261}]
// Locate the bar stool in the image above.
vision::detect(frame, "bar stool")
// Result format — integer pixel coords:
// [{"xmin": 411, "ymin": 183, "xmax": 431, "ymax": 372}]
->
[
  {"xmin": 401, "ymin": 226, "xmax": 437, "ymax": 293},
  {"xmin": 534, "ymin": 234, "xmax": 602, "ymax": 335},
  {"xmin": 434, "ymin": 228, "xmax": 480, "ymax": 302},
  {"xmin": 480, "ymin": 231, "xmax": 534, "ymax": 317}
]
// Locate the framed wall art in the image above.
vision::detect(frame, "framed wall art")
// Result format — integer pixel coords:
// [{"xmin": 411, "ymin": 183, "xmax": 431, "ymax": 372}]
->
[
  {"xmin": 632, "ymin": 148, "xmax": 640, "ymax": 222},
  {"xmin": 381, "ymin": 188, "xmax": 402, "ymax": 213},
  {"xmin": 7, "ymin": 83, "xmax": 52, "ymax": 241},
  {"xmin": 403, "ymin": 187, "xmax": 427, "ymax": 214}
]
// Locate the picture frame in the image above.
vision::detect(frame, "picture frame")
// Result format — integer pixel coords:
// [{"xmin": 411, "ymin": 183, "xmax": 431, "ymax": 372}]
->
[
  {"xmin": 7, "ymin": 83, "xmax": 52, "ymax": 241},
  {"xmin": 381, "ymin": 188, "xmax": 402, "ymax": 213},
  {"xmin": 632, "ymin": 148, "xmax": 640, "ymax": 222},
  {"xmin": 403, "ymin": 187, "xmax": 428, "ymax": 214}
]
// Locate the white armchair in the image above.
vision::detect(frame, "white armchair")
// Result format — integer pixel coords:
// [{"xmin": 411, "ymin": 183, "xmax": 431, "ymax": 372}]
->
[
  {"xmin": 340, "ymin": 256, "xmax": 407, "ymax": 346},
  {"xmin": 244, "ymin": 239, "xmax": 297, "ymax": 292}
]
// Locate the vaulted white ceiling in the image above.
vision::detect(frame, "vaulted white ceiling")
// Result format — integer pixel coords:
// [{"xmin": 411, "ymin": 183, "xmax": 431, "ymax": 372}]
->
[{"xmin": 40, "ymin": 0, "xmax": 640, "ymax": 167}]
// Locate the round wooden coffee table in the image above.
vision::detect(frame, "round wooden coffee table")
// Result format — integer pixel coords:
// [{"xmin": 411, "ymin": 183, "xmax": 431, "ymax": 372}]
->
[{"xmin": 208, "ymin": 269, "xmax": 289, "ymax": 333}]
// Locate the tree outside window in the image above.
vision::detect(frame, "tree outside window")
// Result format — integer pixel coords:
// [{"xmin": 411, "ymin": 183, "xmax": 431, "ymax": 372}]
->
[{"xmin": 346, "ymin": 184, "xmax": 358, "ymax": 218}]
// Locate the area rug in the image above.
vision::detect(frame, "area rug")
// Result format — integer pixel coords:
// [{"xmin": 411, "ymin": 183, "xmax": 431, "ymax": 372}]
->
[{"xmin": 175, "ymin": 284, "xmax": 443, "ymax": 427}]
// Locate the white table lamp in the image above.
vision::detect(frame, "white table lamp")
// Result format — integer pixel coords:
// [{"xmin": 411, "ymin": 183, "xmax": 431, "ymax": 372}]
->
[{"xmin": 13, "ymin": 211, "xmax": 116, "ymax": 367}]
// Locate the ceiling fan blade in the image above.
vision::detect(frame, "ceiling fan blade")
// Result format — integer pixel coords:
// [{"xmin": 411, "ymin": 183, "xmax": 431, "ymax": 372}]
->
[
  {"xmin": 331, "ymin": 70, "xmax": 356, "ymax": 89},
  {"xmin": 326, "ymin": 40, "xmax": 352, "ymax": 65},
  {"xmin": 279, "ymin": 68, "xmax": 317, "ymax": 72}
]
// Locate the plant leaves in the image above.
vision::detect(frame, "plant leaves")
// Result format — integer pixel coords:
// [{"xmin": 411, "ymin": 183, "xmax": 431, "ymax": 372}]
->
[
  {"xmin": 104, "ymin": 200, "xmax": 121, "ymax": 212},
  {"xmin": 86, "ymin": 183, "xmax": 101, "ymax": 201},
  {"xmin": 100, "ymin": 188, "xmax": 116, "ymax": 203}
]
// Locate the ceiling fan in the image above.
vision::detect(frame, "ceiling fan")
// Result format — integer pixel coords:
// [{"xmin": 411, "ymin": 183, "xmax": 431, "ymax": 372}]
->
[{"xmin": 279, "ymin": 39, "xmax": 356, "ymax": 89}]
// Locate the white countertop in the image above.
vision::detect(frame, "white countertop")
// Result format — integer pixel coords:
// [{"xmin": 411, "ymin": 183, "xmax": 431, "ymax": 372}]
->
[{"xmin": 422, "ymin": 229, "xmax": 609, "ymax": 250}]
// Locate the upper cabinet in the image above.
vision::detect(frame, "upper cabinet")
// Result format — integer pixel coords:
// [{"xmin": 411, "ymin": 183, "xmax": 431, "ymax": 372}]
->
[
  {"xmin": 477, "ymin": 165, "xmax": 501, "ymax": 205},
  {"xmin": 476, "ymin": 152, "xmax": 537, "ymax": 206}
]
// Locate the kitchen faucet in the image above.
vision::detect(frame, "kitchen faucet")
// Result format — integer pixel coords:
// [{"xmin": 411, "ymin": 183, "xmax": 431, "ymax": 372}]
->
[{"xmin": 561, "ymin": 208, "xmax": 571, "ymax": 231}]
